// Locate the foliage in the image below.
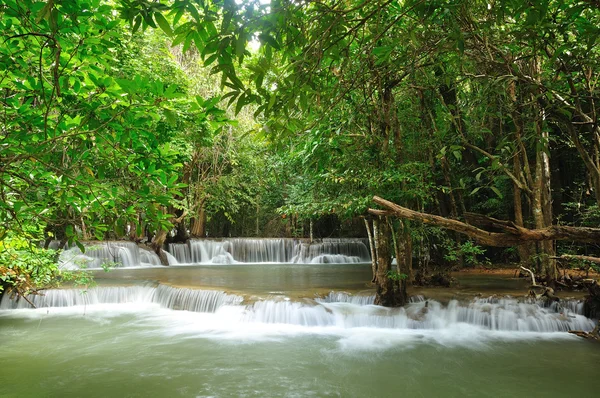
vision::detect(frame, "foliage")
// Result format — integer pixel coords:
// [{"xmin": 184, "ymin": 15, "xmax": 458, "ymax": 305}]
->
[
  {"xmin": 0, "ymin": 0, "xmax": 194, "ymax": 245},
  {"xmin": 387, "ymin": 270, "xmax": 408, "ymax": 282},
  {"xmin": 0, "ymin": 231, "xmax": 60, "ymax": 296},
  {"xmin": 444, "ymin": 240, "xmax": 489, "ymax": 267},
  {"xmin": 2, "ymin": 0, "xmax": 600, "ymax": 292},
  {"xmin": 0, "ymin": 228, "xmax": 96, "ymax": 297}
]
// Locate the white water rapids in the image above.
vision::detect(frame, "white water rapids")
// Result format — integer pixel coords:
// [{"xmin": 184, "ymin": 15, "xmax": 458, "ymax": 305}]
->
[
  {"xmin": 2, "ymin": 283, "xmax": 599, "ymax": 398},
  {"xmin": 1, "ymin": 285, "xmax": 594, "ymax": 344},
  {"xmin": 57, "ymin": 238, "xmax": 371, "ymax": 269}
]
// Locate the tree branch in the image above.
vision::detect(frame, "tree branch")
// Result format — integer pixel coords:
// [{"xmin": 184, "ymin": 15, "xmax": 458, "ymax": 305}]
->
[{"xmin": 369, "ymin": 196, "xmax": 600, "ymax": 247}]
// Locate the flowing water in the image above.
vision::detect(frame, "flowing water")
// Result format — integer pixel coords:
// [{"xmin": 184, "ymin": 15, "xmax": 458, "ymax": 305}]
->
[
  {"xmin": 2, "ymin": 241, "xmax": 600, "ymax": 397},
  {"xmin": 58, "ymin": 238, "xmax": 371, "ymax": 270}
]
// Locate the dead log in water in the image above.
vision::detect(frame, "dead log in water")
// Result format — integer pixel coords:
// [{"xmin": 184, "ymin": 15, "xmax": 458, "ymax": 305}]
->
[{"xmin": 569, "ymin": 320, "xmax": 600, "ymax": 342}]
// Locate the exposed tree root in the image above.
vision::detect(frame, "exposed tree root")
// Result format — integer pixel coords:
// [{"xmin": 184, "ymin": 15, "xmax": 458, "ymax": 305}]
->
[{"xmin": 520, "ymin": 266, "xmax": 558, "ymax": 301}]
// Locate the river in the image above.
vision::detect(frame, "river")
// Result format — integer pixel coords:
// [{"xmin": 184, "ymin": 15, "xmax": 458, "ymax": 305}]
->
[{"xmin": 1, "ymin": 257, "xmax": 599, "ymax": 397}]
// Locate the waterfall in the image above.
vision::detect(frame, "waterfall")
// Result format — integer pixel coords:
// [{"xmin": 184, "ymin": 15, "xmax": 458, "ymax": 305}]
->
[
  {"xmin": 153, "ymin": 285, "xmax": 243, "ymax": 312},
  {"xmin": 241, "ymin": 297, "xmax": 593, "ymax": 332},
  {"xmin": 164, "ymin": 251, "xmax": 179, "ymax": 265},
  {"xmin": 168, "ymin": 238, "xmax": 371, "ymax": 264},
  {"xmin": 55, "ymin": 238, "xmax": 371, "ymax": 268},
  {"xmin": 1, "ymin": 286, "xmax": 594, "ymax": 333},
  {"xmin": 317, "ymin": 292, "xmax": 376, "ymax": 305},
  {"xmin": 0, "ymin": 285, "xmax": 242, "ymax": 312},
  {"xmin": 58, "ymin": 242, "xmax": 163, "ymax": 270},
  {"xmin": 0, "ymin": 286, "xmax": 157, "ymax": 309},
  {"xmin": 291, "ymin": 239, "xmax": 371, "ymax": 263}
]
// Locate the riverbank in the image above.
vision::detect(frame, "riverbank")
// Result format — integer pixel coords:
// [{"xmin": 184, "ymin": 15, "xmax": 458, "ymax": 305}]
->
[{"xmin": 453, "ymin": 264, "xmax": 600, "ymax": 278}]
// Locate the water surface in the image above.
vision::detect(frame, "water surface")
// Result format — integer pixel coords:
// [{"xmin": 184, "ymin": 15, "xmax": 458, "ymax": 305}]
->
[
  {"xmin": 1, "ymin": 304, "xmax": 599, "ymax": 398},
  {"xmin": 2, "ymin": 263, "xmax": 598, "ymax": 398}
]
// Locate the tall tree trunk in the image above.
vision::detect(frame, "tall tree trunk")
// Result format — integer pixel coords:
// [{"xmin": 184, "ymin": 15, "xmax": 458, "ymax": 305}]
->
[
  {"xmin": 373, "ymin": 217, "xmax": 407, "ymax": 307},
  {"xmin": 80, "ymin": 216, "xmax": 89, "ymax": 241},
  {"xmin": 255, "ymin": 201, "xmax": 260, "ymax": 237},
  {"xmin": 368, "ymin": 218, "xmax": 378, "ymax": 283},
  {"xmin": 513, "ymin": 149, "xmax": 531, "ymax": 264},
  {"xmin": 190, "ymin": 205, "xmax": 206, "ymax": 237},
  {"xmin": 441, "ymin": 156, "xmax": 464, "ymax": 267},
  {"xmin": 390, "ymin": 220, "xmax": 409, "ymax": 302},
  {"xmin": 531, "ymin": 59, "xmax": 557, "ymax": 281},
  {"xmin": 405, "ymin": 228, "xmax": 414, "ymax": 285},
  {"xmin": 509, "ymin": 80, "xmax": 533, "ymax": 265}
]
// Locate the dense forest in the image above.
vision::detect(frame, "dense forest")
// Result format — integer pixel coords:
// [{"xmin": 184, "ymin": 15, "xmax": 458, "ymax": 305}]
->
[{"xmin": 2, "ymin": 0, "xmax": 600, "ymax": 307}]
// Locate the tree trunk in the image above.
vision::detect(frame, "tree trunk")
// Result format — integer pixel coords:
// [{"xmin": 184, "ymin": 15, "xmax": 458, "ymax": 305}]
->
[
  {"xmin": 374, "ymin": 218, "xmax": 393, "ymax": 306},
  {"xmin": 513, "ymin": 150, "xmax": 531, "ymax": 265},
  {"xmin": 531, "ymin": 71, "xmax": 557, "ymax": 280},
  {"xmin": 509, "ymin": 79, "xmax": 534, "ymax": 266},
  {"xmin": 390, "ymin": 220, "xmax": 409, "ymax": 303},
  {"xmin": 404, "ymin": 224, "xmax": 414, "ymax": 285},
  {"xmin": 173, "ymin": 209, "xmax": 188, "ymax": 243},
  {"xmin": 190, "ymin": 206, "xmax": 206, "ymax": 237},
  {"xmin": 256, "ymin": 201, "xmax": 260, "ymax": 237},
  {"xmin": 584, "ymin": 280, "xmax": 600, "ymax": 319},
  {"xmin": 363, "ymin": 217, "xmax": 378, "ymax": 284},
  {"xmin": 372, "ymin": 217, "xmax": 407, "ymax": 307}
]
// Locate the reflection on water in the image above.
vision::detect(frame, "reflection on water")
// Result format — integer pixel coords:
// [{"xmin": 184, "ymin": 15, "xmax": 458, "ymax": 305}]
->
[
  {"xmin": 91, "ymin": 264, "xmax": 569, "ymax": 301},
  {"xmin": 92, "ymin": 263, "xmax": 374, "ymax": 296}
]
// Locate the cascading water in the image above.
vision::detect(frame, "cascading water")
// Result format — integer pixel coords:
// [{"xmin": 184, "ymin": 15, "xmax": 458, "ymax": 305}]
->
[
  {"xmin": 291, "ymin": 239, "xmax": 371, "ymax": 263},
  {"xmin": 1, "ymin": 286, "xmax": 594, "ymax": 333},
  {"xmin": 58, "ymin": 241, "xmax": 165, "ymax": 270},
  {"xmin": 317, "ymin": 291, "xmax": 376, "ymax": 305},
  {"xmin": 55, "ymin": 238, "xmax": 370, "ymax": 269},
  {"xmin": 0, "ymin": 285, "xmax": 242, "ymax": 312},
  {"xmin": 168, "ymin": 238, "xmax": 371, "ymax": 264}
]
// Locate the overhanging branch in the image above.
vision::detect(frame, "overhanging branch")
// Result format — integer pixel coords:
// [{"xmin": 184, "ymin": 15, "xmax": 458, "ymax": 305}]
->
[{"xmin": 369, "ymin": 196, "xmax": 600, "ymax": 247}]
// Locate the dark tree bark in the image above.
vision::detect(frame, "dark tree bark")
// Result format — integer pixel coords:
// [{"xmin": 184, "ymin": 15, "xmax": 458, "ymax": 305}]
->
[
  {"xmin": 190, "ymin": 204, "xmax": 206, "ymax": 237},
  {"xmin": 584, "ymin": 280, "xmax": 600, "ymax": 319},
  {"xmin": 368, "ymin": 216, "xmax": 407, "ymax": 307}
]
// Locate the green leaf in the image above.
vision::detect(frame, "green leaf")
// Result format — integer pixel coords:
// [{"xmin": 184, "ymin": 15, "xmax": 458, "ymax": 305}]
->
[
  {"xmin": 258, "ymin": 34, "xmax": 280, "ymax": 50},
  {"xmin": 164, "ymin": 109, "xmax": 177, "ymax": 125},
  {"xmin": 132, "ymin": 15, "xmax": 142, "ymax": 34},
  {"xmin": 154, "ymin": 12, "xmax": 173, "ymax": 37},
  {"xmin": 235, "ymin": 94, "xmax": 246, "ymax": 115},
  {"xmin": 490, "ymin": 186, "xmax": 503, "ymax": 199},
  {"xmin": 76, "ymin": 240, "xmax": 85, "ymax": 253},
  {"xmin": 235, "ymin": 31, "xmax": 246, "ymax": 63}
]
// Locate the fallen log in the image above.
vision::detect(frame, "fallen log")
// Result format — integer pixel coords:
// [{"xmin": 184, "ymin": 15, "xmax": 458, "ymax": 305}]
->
[
  {"xmin": 463, "ymin": 212, "xmax": 519, "ymax": 232},
  {"xmin": 369, "ymin": 196, "xmax": 600, "ymax": 247},
  {"xmin": 551, "ymin": 254, "xmax": 600, "ymax": 265},
  {"xmin": 569, "ymin": 320, "xmax": 600, "ymax": 342}
]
